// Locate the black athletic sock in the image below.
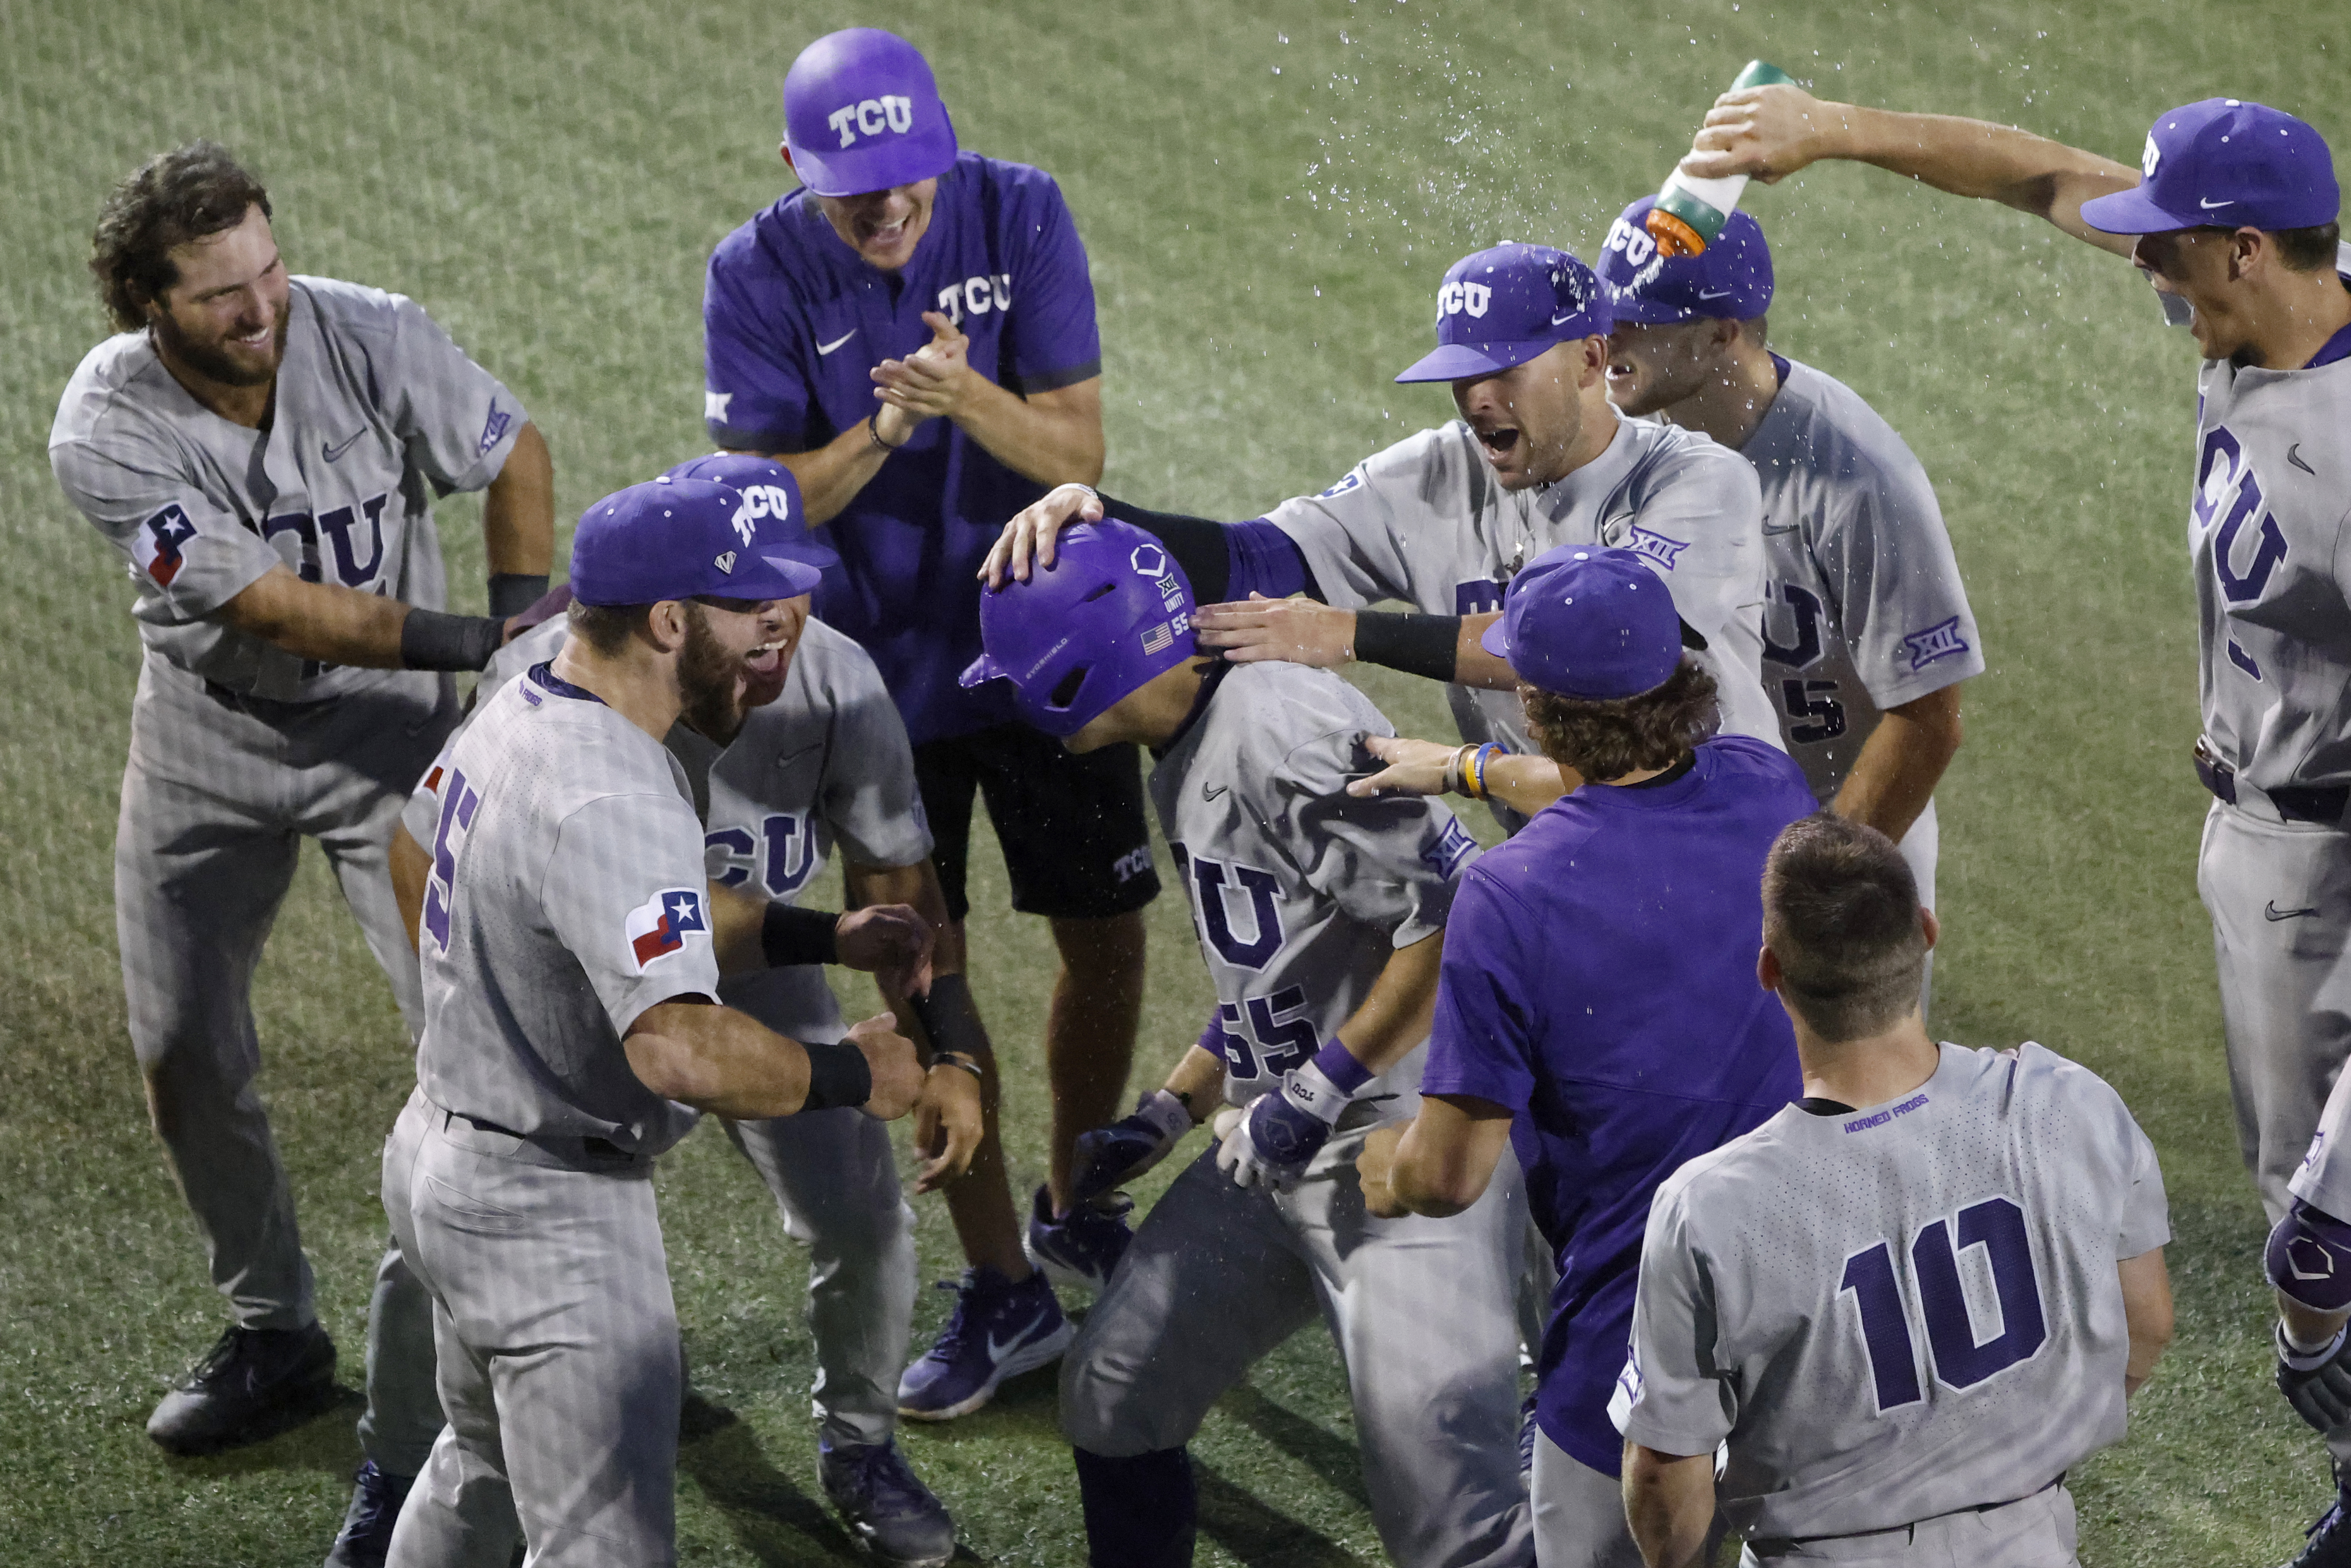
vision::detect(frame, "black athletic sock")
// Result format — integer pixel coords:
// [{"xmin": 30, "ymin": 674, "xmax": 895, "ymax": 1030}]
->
[{"xmin": 1073, "ymin": 1445, "xmax": 1196, "ymax": 1568}]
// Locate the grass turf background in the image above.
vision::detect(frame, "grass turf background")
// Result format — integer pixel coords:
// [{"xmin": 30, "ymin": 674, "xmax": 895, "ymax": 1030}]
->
[{"xmin": 0, "ymin": 0, "xmax": 2342, "ymax": 1561}]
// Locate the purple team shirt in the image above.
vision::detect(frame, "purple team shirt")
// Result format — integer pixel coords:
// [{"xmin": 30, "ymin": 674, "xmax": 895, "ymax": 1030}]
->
[
  {"xmin": 1419, "ymin": 735, "xmax": 1815, "ymax": 1477},
  {"xmin": 703, "ymin": 151, "xmax": 1103, "ymax": 745}
]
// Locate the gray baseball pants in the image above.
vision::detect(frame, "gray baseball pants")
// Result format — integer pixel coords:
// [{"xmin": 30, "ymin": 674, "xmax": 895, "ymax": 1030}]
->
[
  {"xmin": 385, "ymin": 1090, "xmax": 680, "ymax": 1568},
  {"xmin": 1740, "ymin": 1484, "xmax": 2077, "ymax": 1566},
  {"xmin": 1062, "ymin": 1127, "xmax": 1535, "ymax": 1568},
  {"xmin": 117, "ymin": 656, "xmax": 450, "ymax": 1331},
  {"xmin": 1529, "ymin": 1431, "xmax": 1641, "ymax": 1568}
]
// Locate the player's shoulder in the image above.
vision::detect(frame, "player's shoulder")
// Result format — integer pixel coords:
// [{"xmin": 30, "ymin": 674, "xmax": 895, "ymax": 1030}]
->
[
  {"xmin": 1957, "ymin": 1038, "xmax": 2138, "ymax": 1122},
  {"xmin": 1649, "ymin": 1113, "xmax": 1798, "ymax": 1235},
  {"xmin": 1699, "ymin": 733, "xmax": 1816, "ymax": 804},
  {"xmin": 1212, "ymin": 662, "xmax": 1386, "ymax": 787},
  {"xmin": 947, "ymin": 149, "xmax": 1070, "ymax": 212},
  {"xmin": 1623, "ymin": 414, "xmax": 1762, "ymax": 502},
  {"xmin": 463, "ymin": 667, "xmax": 686, "ymax": 805},
  {"xmin": 289, "ymin": 274, "xmax": 416, "ymax": 341},
  {"xmin": 51, "ymin": 331, "xmax": 176, "ymax": 451},
  {"xmin": 1760, "ymin": 359, "xmax": 1936, "ymax": 506}
]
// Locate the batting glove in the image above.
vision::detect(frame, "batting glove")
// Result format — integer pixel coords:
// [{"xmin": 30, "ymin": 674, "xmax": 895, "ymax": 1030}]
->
[
  {"xmin": 1070, "ymin": 1090, "xmax": 1194, "ymax": 1207},
  {"xmin": 2278, "ymin": 1320, "xmax": 2351, "ymax": 1433},
  {"xmin": 1215, "ymin": 1047, "xmax": 1368, "ymax": 1193}
]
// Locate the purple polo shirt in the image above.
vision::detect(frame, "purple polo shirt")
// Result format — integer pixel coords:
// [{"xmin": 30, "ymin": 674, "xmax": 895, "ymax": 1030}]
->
[
  {"xmin": 1419, "ymin": 735, "xmax": 1814, "ymax": 1476},
  {"xmin": 703, "ymin": 151, "xmax": 1102, "ymax": 745}
]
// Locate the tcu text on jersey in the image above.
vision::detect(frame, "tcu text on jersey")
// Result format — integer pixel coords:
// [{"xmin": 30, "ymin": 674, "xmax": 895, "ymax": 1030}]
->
[
  {"xmin": 933, "ymin": 273, "xmax": 1014, "ymax": 327},
  {"xmin": 2196, "ymin": 424, "xmax": 2289, "ymax": 680},
  {"xmin": 707, "ymin": 813, "xmax": 820, "ymax": 898}
]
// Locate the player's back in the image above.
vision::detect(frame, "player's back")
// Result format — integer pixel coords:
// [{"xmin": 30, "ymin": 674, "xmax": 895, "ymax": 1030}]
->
[
  {"xmin": 415, "ymin": 662, "xmax": 708, "ymax": 1157},
  {"xmin": 1624, "ymin": 1041, "xmax": 2168, "ymax": 1541}
]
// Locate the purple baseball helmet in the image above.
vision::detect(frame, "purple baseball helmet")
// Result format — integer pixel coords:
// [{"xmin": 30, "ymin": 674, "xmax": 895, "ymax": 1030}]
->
[
  {"xmin": 783, "ymin": 29, "xmax": 959, "ymax": 198},
  {"xmin": 958, "ymin": 518, "xmax": 1200, "ymax": 737}
]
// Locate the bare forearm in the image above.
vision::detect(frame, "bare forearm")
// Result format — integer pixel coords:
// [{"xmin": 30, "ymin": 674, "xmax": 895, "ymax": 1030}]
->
[
  {"xmin": 1831, "ymin": 687, "xmax": 1963, "ymax": 842},
  {"xmin": 1826, "ymin": 103, "xmax": 2139, "ymax": 249},
  {"xmin": 221, "ymin": 566, "xmax": 416, "ymax": 667},
  {"xmin": 1335, "ymin": 931, "xmax": 1444, "ymax": 1076},
  {"xmin": 2122, "ymin": 1248, "xmax": 2176, "ymax": 1397},
  {"xmin": 1452, "ymin": 613, "xmax": 1517, "ymax": 691},
  {"xmin": 1624, "ymin": 1445, "xmax": 1716, "ymax": 1568},
  {"xmin": 1484, "ymin": 754, "xmax": 1575, "ymax": 817},
  {"xmin": 761, "ymin": 422, "xmax": 893, "ymax": 526},
  {"xmin": 1164, "ymin": 1045, "xmax": 1228, "ymax": 1112},
  {"xmin": 950, "ymin": 376, "xmax": 1104, "ymax": 489},
  {"xmin": 482, "ymin": 421, "xmax": 554, "ymax": 575},
  {"xmin": 625, "ymin": 1001, "xmax": 811, "ymax": 1119}
]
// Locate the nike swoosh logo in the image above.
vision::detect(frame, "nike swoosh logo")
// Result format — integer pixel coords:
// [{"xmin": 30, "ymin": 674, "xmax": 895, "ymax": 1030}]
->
[
  {"xmin": 2290, "ymin": 443, "xmax": 2317, "ymax": 476},
  {"xmin": 816, "ymin": 330, "xmax": 857, "ymax": 356},
  {"xmin": 2267, "ymin": 901, "xmax": 2322, "ymax": 922},
  {"xmin": 1762, "ymin": 522, "xmax": 1801, "ymax": 536},
  {"xmin": 2199, "ymin": 197, "xmax": 2234, "ymax": 210},
  {"xmin": 1549, "ymin": 311, "xmax": 1582, "ymax": 326},
  {"xmin": 1203, "ymin": 783, "xmax": 1230, "ymax": 802},
  {"xmin": 322, "ymin": 429, "xmax": 366, "ymax": 462},
  {"xmin": 1697, "ymin": 288, "xmax": 1735, "ymax": 300},
  {"xmin": 986, "ymin": 1327, "xmax": 1034, "ymax": 1364}
]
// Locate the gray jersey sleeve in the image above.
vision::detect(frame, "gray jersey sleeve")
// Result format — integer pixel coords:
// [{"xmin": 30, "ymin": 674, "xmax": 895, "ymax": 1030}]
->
[
  {"xmin": 1620, "ymin": 438, "xmax": 1770, "ymax": 673},
  {"xmin": 1264, "ymin": 427, "xmax": 1487, "ymax": 609},
  {"xmin": 1811, "ymin": 442, "xmax": 1982, "ymax": 710},
  {"xmin": 813, "ymin": 639, "xmax": 935, "ymax": 869},
  {"xmin": 1614, "ymin": 1158, "xmax": 1740, "ymax": 1457},
  {"xmin": 539, "ymin": 790, "xmax": 722, "ymax": 1036},
  {"xmin": 329, "ymin": 280, "xmax": 529, "ymax": 495},
  {"xmin": 1264, "ymin": 725, "xmax": 1479, "ymax": 946},
  {"xmin": 50, "ymin": 412, "xmax": 283, "ymax": 621}
]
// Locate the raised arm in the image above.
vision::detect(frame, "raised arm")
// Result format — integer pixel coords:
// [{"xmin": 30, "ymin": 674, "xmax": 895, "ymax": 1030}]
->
[{"xmin": 1686, "ymin": 82, "xmax": 2140, "ymax": 257}]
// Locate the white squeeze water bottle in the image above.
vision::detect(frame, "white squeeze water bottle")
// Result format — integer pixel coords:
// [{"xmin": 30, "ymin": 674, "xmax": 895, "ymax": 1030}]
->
[{"xmin": 1644, "ymin": 60, "xmax": 1798, "ymax": 258}]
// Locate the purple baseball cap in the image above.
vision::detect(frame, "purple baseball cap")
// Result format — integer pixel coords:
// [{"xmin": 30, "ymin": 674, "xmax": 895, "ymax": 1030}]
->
[
  {"xmin": 1395, "ymin": 243, "xmax": 1612, "ymax": 384},
  {"xmin": 661, "ymin": 454, "xmax": 840, "ymax": 576},
  {"xmin": 2080, "ymin": 98, "xmax": 2339, "ymax": 235},
  {"xmin": 783, "ymin": 28, "xmax": 959, "ymax": 198},
  {"xmin": 959, "ymin": 519, "xmax": 1200, "ymax": 737},
  {"xmin": 1480, "ymin": 546, "xmax": 1680, "ymax": 699},
  {"xmin": 1597, "ymin": 197, "xmax": 1774, "ymax": 324},
  {"xmin": 570, "ymin": 477, "xmax": 826, "ymax": 608}
]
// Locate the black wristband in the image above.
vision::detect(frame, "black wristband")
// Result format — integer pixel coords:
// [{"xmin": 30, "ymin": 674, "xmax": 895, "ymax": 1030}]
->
[
  {"xmin": 907, "ymin": 973, "xmax": 988, "ymax": 1064},
  {"xmin": 1352, "ymin": 610, "xmax": 1462, "ymax": 682},
  {"xmin": 799, "ymin": 1039, "xmax": 872, "ymax": 1110},
  {"xmin": 487, "ymin": 573, "xmax": 550, "ymax": 619},
  {"xmin": 400, "ymin": 609, "xmax": 506, "ymax": 672},
  {"xmin": 762, "ymin": 902, "xmax": 842, "ymax": 967}
]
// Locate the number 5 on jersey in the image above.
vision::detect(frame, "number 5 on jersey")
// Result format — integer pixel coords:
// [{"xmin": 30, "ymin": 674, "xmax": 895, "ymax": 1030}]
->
[
  {"xmin": 422, "ymin": 767, "xmax": 482, "ymax": 954},
  {"xmin": 1840, "ymin": 1196, "xmax": 2048, "ymax": 1412}
]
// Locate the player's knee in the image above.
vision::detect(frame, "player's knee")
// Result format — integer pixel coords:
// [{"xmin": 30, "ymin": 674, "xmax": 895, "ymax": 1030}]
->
[
  {"xmin": 1058, "ymin": 1337, "xmax": 1188, "ymax": 1455},
  {"xmin": 2267, "ymin": 1199, "xmax": 2351, "ymax": 1312}
]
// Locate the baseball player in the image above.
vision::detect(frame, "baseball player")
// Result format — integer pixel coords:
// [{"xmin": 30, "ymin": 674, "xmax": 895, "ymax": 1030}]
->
[
  {"xmin": 960, "ymin": 518, "xmax": 1532, "ymax": 1568},
  {"xmin": 47, "ymin": 142, "xmax": 552, "ymax": 1457},
  {"xmin": 981, "ymin": 241, "xmax": 1781, "ymax": 833},
  {"xmin": 1688, "ymin": 84, "xmax": 2351, "ymax": 1557},
  {"xmin": 1354, "ymin": 547, "xmax": 1815, "ymax": 1568},
  {"xmin": 1614, "ymin": 813, "xmax": 2174, "ymax": 1568},
  {"xmin": 705, "ymin": 27, "xmax": 1149, "ymax": 1397},
  {"xmin": 381, "ymin": 476, "xmax": 929, "ymax": 1566}
]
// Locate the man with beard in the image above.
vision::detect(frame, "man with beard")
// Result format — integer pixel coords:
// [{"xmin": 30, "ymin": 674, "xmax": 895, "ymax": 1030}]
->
[
  {"xmin": 48, "ymin": 141, "xmax": 553, "ymax": 1458},
  {"xmin": 380, "ymin": 476, "xmax": 929, "ymax": 1566}
]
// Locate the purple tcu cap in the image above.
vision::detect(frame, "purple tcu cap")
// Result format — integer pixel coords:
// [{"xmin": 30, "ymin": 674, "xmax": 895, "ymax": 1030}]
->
[
  {"xmin": 1395, "ymin": 243, "xmax": 1612, "ymax": 384},
  {"xmin": 783, "ymin": 28, "xmax": 959, "ymax": 198},
  {"xmin": 570, "ymin": 477, "xmax": 826, "ymax": 608},
  {"xmin": 2080, "ymin": 98, "xmax": 2339, "ymax": 235},
  {"xmin": 1597, "ymin": 197, "xmax": 1774, "ymax": 324},
  {"xmin": 1479, "ymin": 546, "xmax": 1680, "ymax": 699},
  {"xmin": 959, "ymin": 519, "xmax": 1199, "ymax": 737},
  {"xmin": 661, "ymin": 454, "xmax": 840, "ymax": 576}
]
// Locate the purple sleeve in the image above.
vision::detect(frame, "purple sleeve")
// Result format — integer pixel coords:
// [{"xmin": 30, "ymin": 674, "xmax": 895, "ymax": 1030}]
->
[
  {"xmin": 703, "ymin": 243, "xmax": 814, "ymax": 452},
  {"xmin": 1418, "ymin": 874, "xmax": 1538, "ymax": 1112},
  {"xmin": 1227, "ymin": 520, "xmax": 1317, "ymax": 601},
  {"xmin": 1002, "ymin": 175, "xmax": 1101, "ymax": 394}
]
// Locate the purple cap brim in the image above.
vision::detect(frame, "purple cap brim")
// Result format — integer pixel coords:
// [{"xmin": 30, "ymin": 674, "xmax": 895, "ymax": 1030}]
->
[
  {"xmin": 731, "ymin": 553, "xmax": 826, "ymax": 601},
  {"xmin": 1395, "ymin": 337, "xmax": 1560, "ymax": 385},
  {"xmin": 2078, "ymin": 183, "xmax": 2201, "ymax": 236},
  {"xmin": 1605, "ymin": 293, "xmax": 1705, "ymax": 326},
  {"xmin": 1478, "ymin": 618, "xmax": 1510, "ymax": 658}
]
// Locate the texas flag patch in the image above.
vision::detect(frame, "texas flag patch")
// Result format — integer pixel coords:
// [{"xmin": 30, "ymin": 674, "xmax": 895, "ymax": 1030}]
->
[
  {"xmin": 623, "ymin": 887, "xmax": 709, "ymax": 972},
  {"xmin": 132, "ymin": 502, "xmax": 199, "ymax": 589}
]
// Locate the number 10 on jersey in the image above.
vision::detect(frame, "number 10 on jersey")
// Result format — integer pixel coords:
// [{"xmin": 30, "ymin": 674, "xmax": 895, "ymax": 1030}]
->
[{"xmin": 1840, "ymin": 1196, "xmax": 2048, "ymax": 1412}]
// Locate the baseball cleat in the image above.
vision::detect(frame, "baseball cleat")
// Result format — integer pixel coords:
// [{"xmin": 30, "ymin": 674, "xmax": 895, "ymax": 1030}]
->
[
  {"xmin": 1023, "ymin": 1184, "xmax": 1134, "ymax": 1296},
  {"xmin": 2287, "ymin": 1494, "xmax": 2351, "ymax": 1568},
  {"xmin": 819, "ymin": 1435, "xmax": 958, "ymax": 1567},
  {"xmin": 146, "ymin": 1322, "xmax": 337, "ymax": 1456},
  {"xmin": 324, "ymin": 1460, "xmax": 415, "ymax": 1568},
  {"xmin": 896, "ymin": 1265, "xmax": 1072, "ymax": 1421}
]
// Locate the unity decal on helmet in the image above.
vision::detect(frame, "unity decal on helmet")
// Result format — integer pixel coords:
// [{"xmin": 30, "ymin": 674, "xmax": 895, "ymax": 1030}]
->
[
  {"xmin": 1132, "ymin": 542, "xmax": 1189, "ymax": 652},
  {"xmin": 826, "ymin": 95, "xmax": 915, "ymax": 147}
]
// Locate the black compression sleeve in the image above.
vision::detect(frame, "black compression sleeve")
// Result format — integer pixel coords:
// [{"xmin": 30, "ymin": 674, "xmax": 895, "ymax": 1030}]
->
[
  {"xmin": 1093, "ymin": 492, "xmax": 1233, "ymax": 604},
  {"xmin": 1352, "ymin": 610, "xmax": 1462, "ymax": 682},
  {"xmin": 905, "ymin": 973, "xmax": 989, "ymax": 1066},
  {"xmin": 487, "ymin": 573, "xmax": 550, "ymax": 619},
  {"xmin": 798, "ymin": 1039, "xmax": 872, "ymax": 1110},
  {"xmin": 762, "ymin": 902, "xmax": 842, "ymax": 967},
  {"xmin": 401, "ymin": 609, "xmax": 506, "ymax": 672}
]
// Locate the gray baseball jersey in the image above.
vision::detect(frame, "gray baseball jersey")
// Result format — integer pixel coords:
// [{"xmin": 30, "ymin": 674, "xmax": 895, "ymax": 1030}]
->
[
  {"xmin": 50, "ymin": 276, "xmax": 528, "ymax": 702},
  {"xmin": 705, "ymin": 619, "xmax": 935, "ymax": 1045},
  {"xmin": 414, "ymin": 663, "xmax": 716, "ymax": 1158},
  {"xmin": 1613, "ymin": 1042, "xmax": 2168, "ymax": 1542},
  {"xmin": 1266, "ymin": 413, "xmax": 1779, "ymax": 762},
  {"xmin": 1148, "ymin": 661, "xmax": 1480, "ymax": 1110},
  {"xmin": 399, "ymin": 617, "xmax": 569, "ymax": 849},
  {"xmin": 1745, "ymin": 358, "xmax": 1984, "ymax": 803}
]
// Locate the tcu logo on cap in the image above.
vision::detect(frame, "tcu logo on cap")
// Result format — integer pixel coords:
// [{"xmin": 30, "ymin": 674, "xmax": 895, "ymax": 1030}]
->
[
  {"xmin": 1604, "ymin": 215, "xmax": 1657, "ymax": 270},
  {"xmin": 2141, "ymin": 133, "xmax": 2162, "ymax": 178},
  {"xmin": 1437, "ymin": 280, "xmax": 1493, "ymax": 320},
  {"xmin": 731, "ymin": 483, "xmax": 794, "ymax": 545},
  {"xmin": 827, "ymin": 95, "xmax": 915, "ymax": 148}
]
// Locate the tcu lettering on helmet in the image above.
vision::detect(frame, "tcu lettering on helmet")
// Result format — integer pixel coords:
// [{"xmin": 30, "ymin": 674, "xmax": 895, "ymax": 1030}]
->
[
  {"xmin": 1436, "ymin": 280, "xmax": 1493, "ymax": 321},
  {"xmin": 826, "ymin": 94, "xmax": 916, "ymax": 148}
]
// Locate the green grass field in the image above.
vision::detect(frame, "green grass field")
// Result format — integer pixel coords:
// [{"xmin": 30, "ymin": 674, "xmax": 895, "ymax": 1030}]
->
[{"xmin": 2, "ymin": 0, "xmax": 2344, "ymax": 1561}]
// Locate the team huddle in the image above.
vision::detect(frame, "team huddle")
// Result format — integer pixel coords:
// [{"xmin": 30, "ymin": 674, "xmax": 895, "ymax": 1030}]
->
[{"xmin": 44, "ymin": 22, "xmax": 2351, "ymax": 1568}]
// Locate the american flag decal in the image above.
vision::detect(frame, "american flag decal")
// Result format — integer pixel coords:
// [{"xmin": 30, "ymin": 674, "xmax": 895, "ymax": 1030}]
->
[{"xmin": 1141, "ymin": 622, "xmax": 1174, "ymax": 655}]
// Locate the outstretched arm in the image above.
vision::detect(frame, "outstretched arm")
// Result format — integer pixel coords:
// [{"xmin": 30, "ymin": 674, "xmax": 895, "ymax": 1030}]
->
[{"xmin": 1685, "ymin": 82, "xmax": 2140, "ymax": 257}]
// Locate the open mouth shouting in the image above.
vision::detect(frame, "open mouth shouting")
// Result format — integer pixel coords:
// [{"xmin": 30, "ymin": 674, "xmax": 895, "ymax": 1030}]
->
[{"xmin": 1473, "ymin": 424, "xmax": 1522, "ymax": 463}]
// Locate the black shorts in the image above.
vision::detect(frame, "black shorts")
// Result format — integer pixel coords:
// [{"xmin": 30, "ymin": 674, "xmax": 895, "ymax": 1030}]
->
[{"xmin": 913, "ymin": 723, "xmax": 1160, "ymax": 923}]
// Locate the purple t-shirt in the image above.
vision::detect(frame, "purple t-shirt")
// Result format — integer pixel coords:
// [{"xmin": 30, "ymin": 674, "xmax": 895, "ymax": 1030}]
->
[
  {"xmin": 1419, "ymin": 735, "xmax": 1814, "ymax": 1476},
  {"xmin": 703, "ymin": 152, "xmax": 1102, "ymax": 745}
]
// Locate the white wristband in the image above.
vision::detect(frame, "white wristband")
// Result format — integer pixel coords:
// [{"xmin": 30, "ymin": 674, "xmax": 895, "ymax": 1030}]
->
[
  {"xmin": 1281, "ymin": 1060, "xmax": 1354, "ymax": 1126},
  {"xmin": 1137, "ymin": 1089, "xmax": 1194, "ymax": 1140},
  {"xmin": 2279, "ymin": 1319, "xmax": 2348, "ymax": 1370}
]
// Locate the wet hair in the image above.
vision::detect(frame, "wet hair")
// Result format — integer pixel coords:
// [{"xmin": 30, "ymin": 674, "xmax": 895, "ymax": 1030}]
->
[
  {"xmin": 1519, "ymin": 655, "xmax": 1717, "ymax": 781},
  {"xmin": 566, "ymin": 599, "xmax": 652, "ymax": 655},
  {"xmin": 89, "ymin": 141, "xmax": 273, "ymax": 332},
  {"xmin": 1761, "ymin": 813, "xmax": 1930, "ymax": 1042},
  {"xmin": 2273, "ymin": 222, "xmax": 2342, "ymax": 274}
]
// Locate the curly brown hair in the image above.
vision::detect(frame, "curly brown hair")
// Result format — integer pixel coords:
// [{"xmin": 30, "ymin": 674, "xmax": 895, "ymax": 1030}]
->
[
  {"xmin": 1762, "ymin": 812, "xmax": 1929, "ymax": 1042},
  {"xmin": 89, "ymin": 142, "xmax": 271, "ymax": 333},
  {"xmin": 1519, "ymin": 655, "xmax": 1718, "ymax": 781}
]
